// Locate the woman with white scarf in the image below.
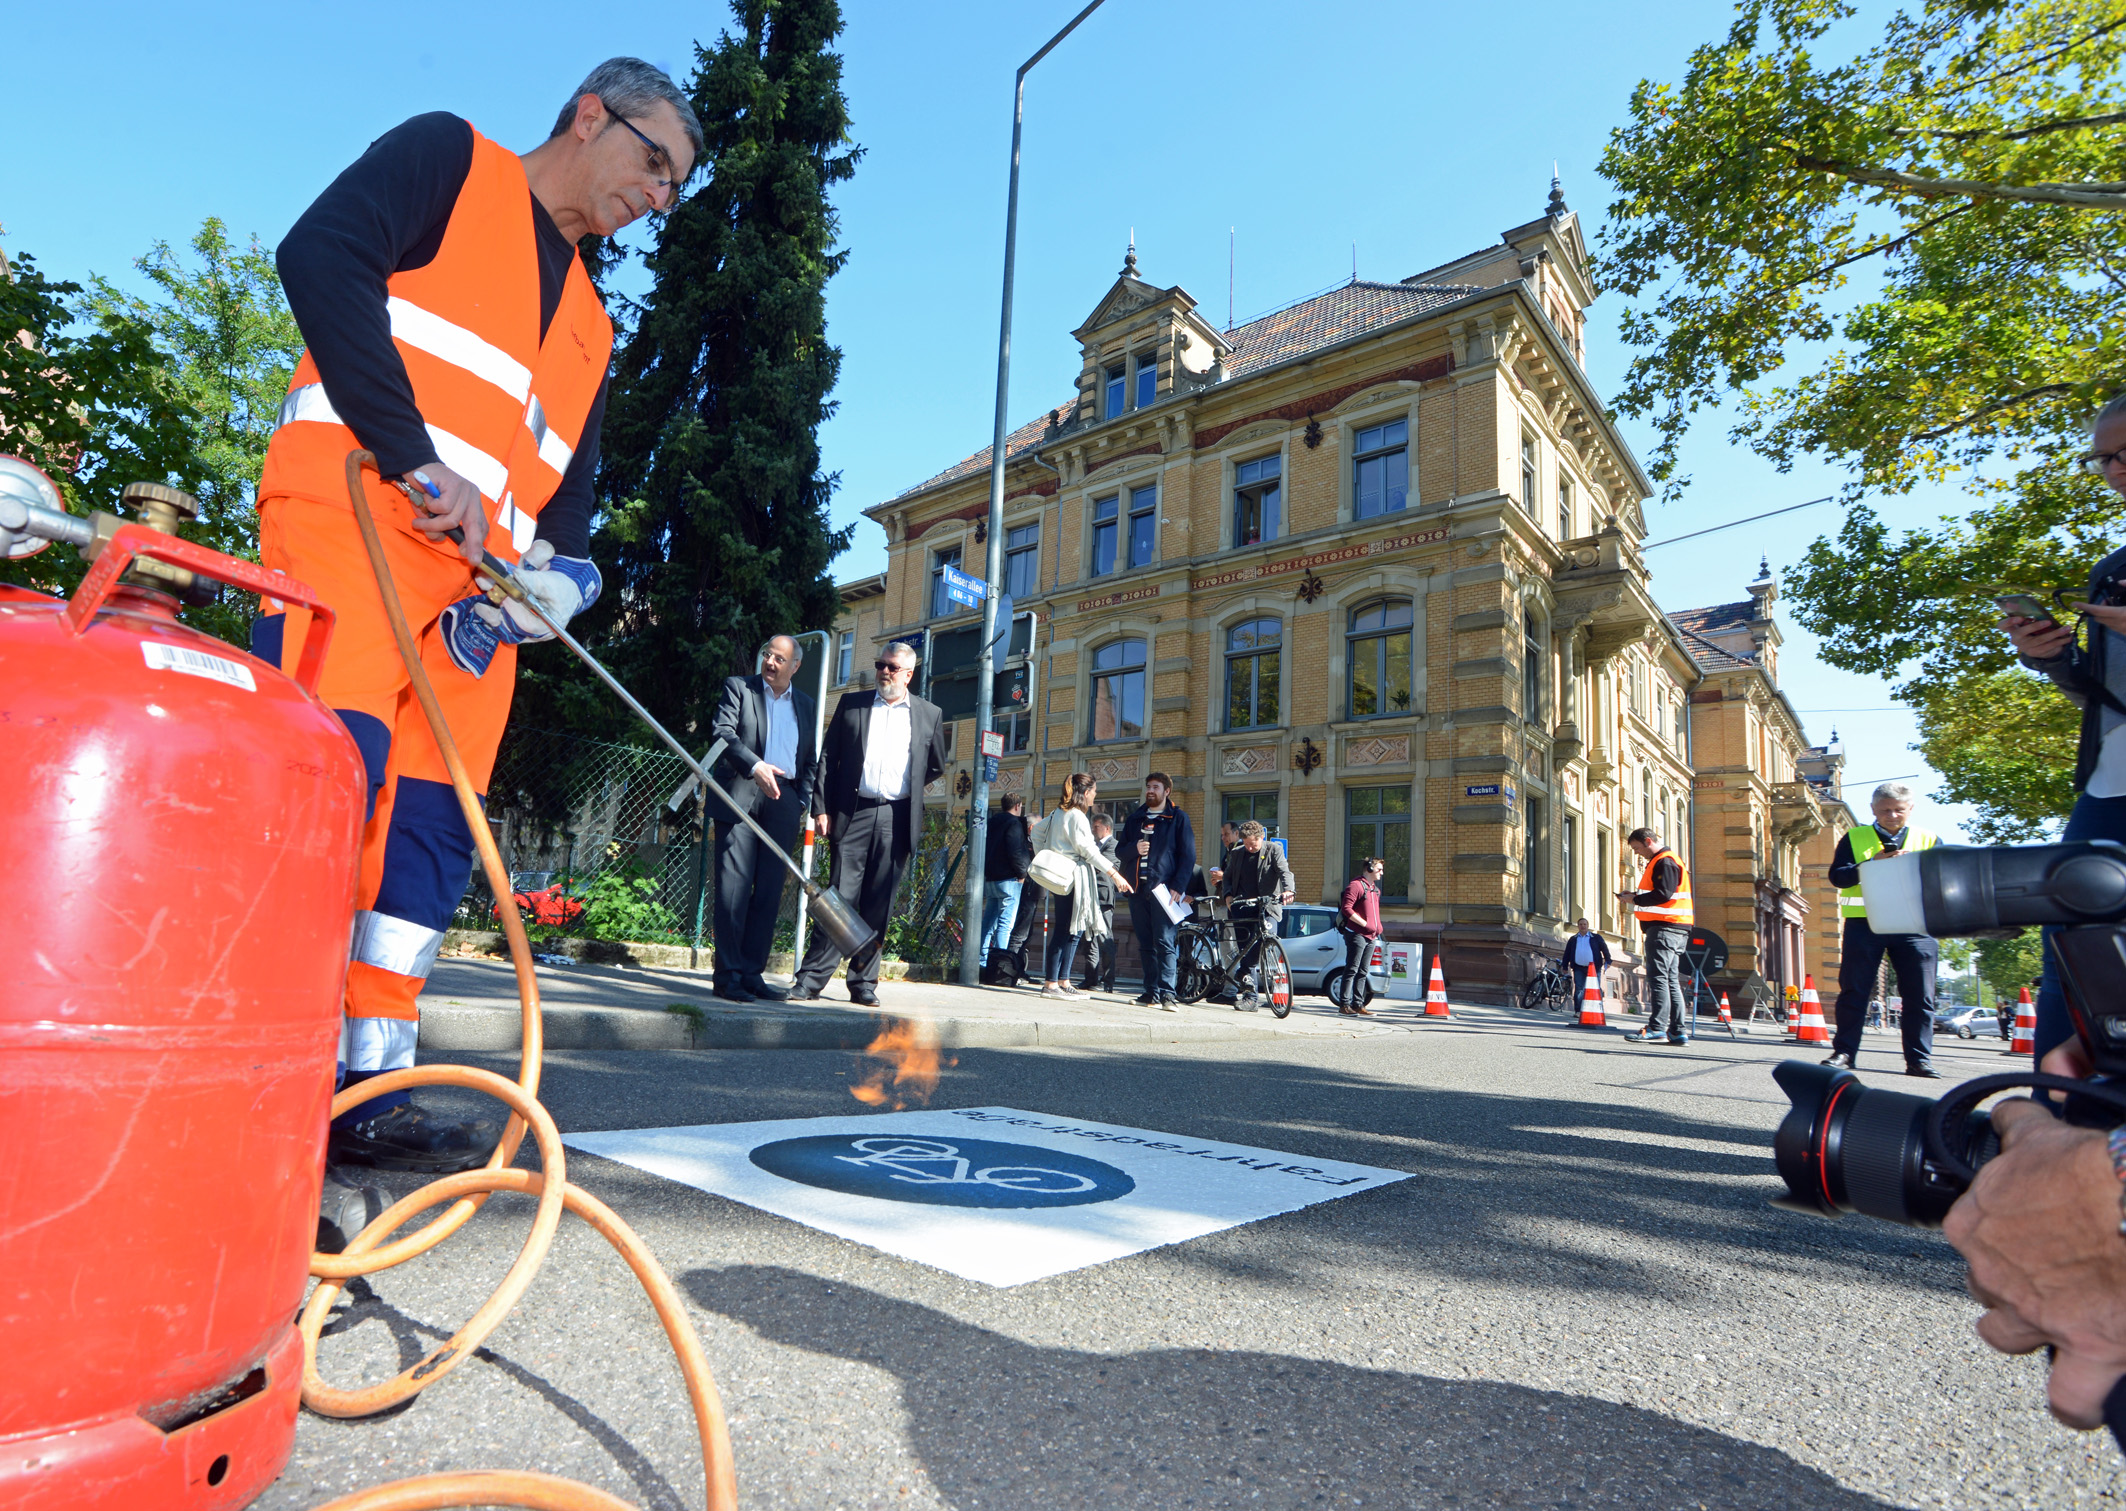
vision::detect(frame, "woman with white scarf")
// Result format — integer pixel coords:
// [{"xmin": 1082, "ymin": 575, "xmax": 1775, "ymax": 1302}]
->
[{"xmin": 1037, "ymin": 772, "xmax": 1133, "ymax": 998}]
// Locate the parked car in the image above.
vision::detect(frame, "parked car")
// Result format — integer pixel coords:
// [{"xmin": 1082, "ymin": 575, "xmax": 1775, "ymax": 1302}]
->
[
  {"xmin": 492, "ymin": 870, "xmax": 583, "ymax": 929},
  {"xmin": 1933, "ymin": 1003, "xmax": 1998, "ymax": 1040},
  {"xmin": 1273, "ymin": 905, "xmax": 1349, "ymax": 996}
]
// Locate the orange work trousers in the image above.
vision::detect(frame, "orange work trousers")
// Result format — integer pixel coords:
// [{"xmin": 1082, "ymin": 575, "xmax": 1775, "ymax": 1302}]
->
[{"xmin": 253, "ymin": 479, "xmax": 517, "ymax": 1026}]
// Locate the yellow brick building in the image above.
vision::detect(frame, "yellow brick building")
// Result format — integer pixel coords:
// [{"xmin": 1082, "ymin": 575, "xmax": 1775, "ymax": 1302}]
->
[{"xmin": 822, "ymin": 186, "xmax": 1810, "ymax": 1003}]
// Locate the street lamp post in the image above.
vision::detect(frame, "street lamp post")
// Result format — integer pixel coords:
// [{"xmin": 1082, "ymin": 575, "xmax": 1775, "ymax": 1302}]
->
[{"xmin": 959, "ymin": 0, "xmax": 1109, "ymax": 988}]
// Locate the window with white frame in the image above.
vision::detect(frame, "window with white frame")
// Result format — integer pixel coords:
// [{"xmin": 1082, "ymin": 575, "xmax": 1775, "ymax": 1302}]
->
[
  {"xmin": 1557, "ymin": 477, "xmax": 1573, "ymax": 541},
  {"xmin": 1225, "ymin": 618, "xmax": 1282, "ymax": 731},
  {"xmin": 1522, "ymin": 610, "xmax": 1544, "ymax": 725},
  {"xmin": 1089, "ymin": 639, "xmax": 1146, "ymax": 743},
  {"xmin": 1004, "ymin": 522, "xmax": 1039, "ymax": 600},
  {"xmin": 1233, "ymin": 454, "xmax": 1282, "ymax": 547},
  {"xmin": 929, "ymin": 544, "xmax": 964, "ymax": 619},
  {"xmin": 1347, "ymin": 599, "xmax": 1415, "ymax": 720},
  {"xmin": 835, "ymin": 629, "xmax": 854, "ymax": 685},
  {"xmin": 1353, "ymin": 419, "xmax": 1409, "ymax": 518},
  {"xmin": 1521, "ymin": 434, "xmax": 1537, "ymax": 512}
]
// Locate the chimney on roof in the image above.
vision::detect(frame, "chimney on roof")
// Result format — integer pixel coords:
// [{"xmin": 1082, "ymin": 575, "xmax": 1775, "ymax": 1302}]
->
[{"xmin": 1547, "ymin": 165, "xmax": 1567, "ymax": 219}]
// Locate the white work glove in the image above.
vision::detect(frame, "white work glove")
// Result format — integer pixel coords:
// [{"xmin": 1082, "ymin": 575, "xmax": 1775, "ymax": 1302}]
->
[{"xmin": 439, "ymin": 541, "xmax": 603, "ymax": 677}]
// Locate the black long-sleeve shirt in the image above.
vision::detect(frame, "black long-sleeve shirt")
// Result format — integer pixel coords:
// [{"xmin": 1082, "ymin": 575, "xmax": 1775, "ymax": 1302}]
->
[
  {"xmin": 276, "ymin": 112, "xmax": 605, "ymax": 556},
  {"xmin": 984, "ymin": 809, "xmax": 1033, "ymax": 882},
  {"xmin": 1826, "ymin": 826, "xmax": 1907, "ymax": 890}
]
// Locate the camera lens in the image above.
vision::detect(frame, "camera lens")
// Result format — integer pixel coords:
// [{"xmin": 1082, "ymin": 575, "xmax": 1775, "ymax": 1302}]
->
[{"xmin": 1770, "ymin": 1061, "xmax": 1997, "ymax": 1228}]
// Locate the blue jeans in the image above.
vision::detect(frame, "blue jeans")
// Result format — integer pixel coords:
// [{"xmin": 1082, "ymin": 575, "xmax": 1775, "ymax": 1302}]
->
[
  {"xmin": 1046, "ymin": 892, "xmax": 1080, "ymax": 981},
  {"xmin": 1128, "ymin": 892, "xmax": 1178, "ymax": 997},
  {"xmin": 980, "ymin": 879, "xmax": 1021, "ymax": 966},
  {"xmin": 2036, "ymin": 792, "xmax": 2126, "ymax": 1060}
]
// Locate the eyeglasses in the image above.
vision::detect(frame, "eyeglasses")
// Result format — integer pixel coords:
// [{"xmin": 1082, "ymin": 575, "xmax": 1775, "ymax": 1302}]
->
[
  {"xmin": 603, "ymin": 104, "xmax": 686, "ymax": 211},
  {"xmin": 875, "ymin": 659, "xmax": 913, "ymax": 675},
  {"xmin": 2082, "ymin": 447, "xmax": 2126, "ymax": 476}
]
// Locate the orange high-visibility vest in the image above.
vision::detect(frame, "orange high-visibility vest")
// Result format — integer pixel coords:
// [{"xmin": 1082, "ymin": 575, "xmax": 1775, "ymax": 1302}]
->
[
  {"xmin": 1633, "ymin": 847, "xmax": 1694, "ymax": 927},
  {"xmin": 259, "ymin": 125, "xmax": 612, "ymax": 567}
]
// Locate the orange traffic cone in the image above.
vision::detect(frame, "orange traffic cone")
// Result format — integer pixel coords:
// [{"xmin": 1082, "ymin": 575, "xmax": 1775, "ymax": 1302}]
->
[
  {"xmin": 2011, "ymin": 987, "xmax": 2036, "ymax": 1056},
  {"xmin": 1717, "ymin": 991, "xmax": 1733, "ymax": 1027},
  {"xmin": 1578, "ymin": 967, "xmax": 1607, "ymax": 1027},
  {"xmin": 1424, "ymin": 954, "xmax": 1452, "ymax": 1017},
  {"xmin": 1796, "ymin": 976, "xmax": 1830, "ymax": 1045}
]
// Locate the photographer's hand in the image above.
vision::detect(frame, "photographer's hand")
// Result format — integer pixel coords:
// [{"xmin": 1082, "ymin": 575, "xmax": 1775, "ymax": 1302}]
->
[
  {"xmin": 1944, "ymin": 1098, "xmax": 2126, "ymax": 1428},
  {"xmin": 2078, "ymin": 602, "xmax": 2126, "ymax": 639},
  {"xmin": 2002, "ymin": 613, "xmax": 2073, "ymax": 662}
]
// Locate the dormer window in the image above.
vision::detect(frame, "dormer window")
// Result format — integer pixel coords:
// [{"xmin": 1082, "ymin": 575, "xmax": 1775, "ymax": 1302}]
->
[
  {"xmin": 1104, "ymin": 363, "xmax": 1126, "ymax": 420},
  {"xmin": 1134, "ymin": 350, "xmax": 1158, "ymax": 409}
]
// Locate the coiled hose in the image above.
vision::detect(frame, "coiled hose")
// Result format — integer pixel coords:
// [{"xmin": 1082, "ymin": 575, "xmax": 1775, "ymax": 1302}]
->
[{"xmin": 299, "ymin": 452, "xmax": 739, "ymax": 1511}]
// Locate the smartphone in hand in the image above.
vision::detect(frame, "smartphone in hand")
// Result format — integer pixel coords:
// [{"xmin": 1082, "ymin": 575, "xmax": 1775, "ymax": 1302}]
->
[{"xmin": 1996, "ymin": 593, "xmax": 2057, "ymax": 625}]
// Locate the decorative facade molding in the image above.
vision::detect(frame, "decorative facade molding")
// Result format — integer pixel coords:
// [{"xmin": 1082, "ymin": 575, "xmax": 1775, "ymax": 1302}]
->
[
  {"xmin": 1220, "ymin": 744, "xmax": 1279, "ymax": 777},
  {"xmin": 1343, "ymin": 734, "xmax": 1410, "ymax": 768}
]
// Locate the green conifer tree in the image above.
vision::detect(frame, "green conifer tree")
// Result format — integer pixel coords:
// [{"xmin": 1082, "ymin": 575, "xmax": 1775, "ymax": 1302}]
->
[{"xmin": 515, "ymin": 0, "xmax": 858, "ymax": 747}]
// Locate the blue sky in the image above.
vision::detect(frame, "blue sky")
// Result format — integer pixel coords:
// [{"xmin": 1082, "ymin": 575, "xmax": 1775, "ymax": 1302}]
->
[{"xmin": 4, "ymin": 0, "xmax": 1985, "ymax": 836}]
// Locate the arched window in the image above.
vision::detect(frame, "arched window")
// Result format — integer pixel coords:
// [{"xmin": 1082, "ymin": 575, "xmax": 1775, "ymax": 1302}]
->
[
  {"xmin": 1640, "ymin": 765, "xmax": 1654, "ymax": 831},
  {"xmin": 1225, "ymin": 618, "xmax": 1282, "ymax": 731},
  {"xmin": 1347, "ymin": 599, "xmax": 1414, "ymax": 720},
  {"xmin": 1089, "ymin": 639, "xmax": 1146, "ymax": 743},
  {"xmin": 1674, "ymin": 797, "xmax": 1689, "ymax": 861}
]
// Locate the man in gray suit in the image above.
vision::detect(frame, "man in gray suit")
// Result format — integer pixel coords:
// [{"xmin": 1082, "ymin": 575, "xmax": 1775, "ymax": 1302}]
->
[
  {"xmin": 788, "ymin": 640, "xmax": 948, "ymax": 1006},
  {"xmin": 706, "ymin": 635, "xmax": 819, "ymax": 1003}
]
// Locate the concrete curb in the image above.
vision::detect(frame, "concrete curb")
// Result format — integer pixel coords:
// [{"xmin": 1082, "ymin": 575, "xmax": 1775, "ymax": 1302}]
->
[{"xmin": 416, "ymin": 1000, "xmax": 1372, "ymax": 1054}]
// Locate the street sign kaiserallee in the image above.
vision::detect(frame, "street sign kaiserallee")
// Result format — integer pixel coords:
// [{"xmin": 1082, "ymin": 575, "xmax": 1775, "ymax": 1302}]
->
[{"xmin": 940, "ymin": 563, "xmax": 989, "ymax": 608}]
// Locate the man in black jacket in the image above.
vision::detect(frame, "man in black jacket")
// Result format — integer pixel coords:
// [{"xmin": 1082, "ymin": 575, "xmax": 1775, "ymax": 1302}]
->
[
  {"xmin": 700, "ymin": 636, "xmax": 817, "ymax": 1003},
  {"xmin": 1118, "ymin": 774, "xmax": 1197, "ymax": 1009},
  {"xmin": 1217, "ymin": 822, "xmax": 1295, "ymax": 1011},
  {"xmin": 1560, "ymin": 918, "xmax": 1612, "ymax": 1006},
  {"xmin": 2003, "ymin": 392, "xmax": 2126, "ymax": 1063},
  {"xmin": 1077, "ymin": 813, "xmax": 1122, "ymax": 993},
  {"xmin": 787, "ymin": 642, "xmax": 948, "ymax": 1006},
  {"xmin": 978, "ymin": 795, "xmax": 1032, "ymax": 983}
]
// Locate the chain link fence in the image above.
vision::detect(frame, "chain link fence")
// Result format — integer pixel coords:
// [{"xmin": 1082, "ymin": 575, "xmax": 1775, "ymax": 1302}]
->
[
  {"xmin": 454, "ymin": 728, "xmax": 711, "ymax": 946},
  {"xmin": 454, "ymin": 725, "xmax": 973, "ymax": 965}
]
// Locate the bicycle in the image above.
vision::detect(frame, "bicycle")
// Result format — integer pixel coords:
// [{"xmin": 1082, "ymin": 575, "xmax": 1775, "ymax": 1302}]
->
[
  {"xmin": 1174, "ymin": 896, "xmax": 1293, "ymax": 1018},
  {"xmin": 1519, "ymin": 961, "xmax": 1575, "ymax": 1014}
]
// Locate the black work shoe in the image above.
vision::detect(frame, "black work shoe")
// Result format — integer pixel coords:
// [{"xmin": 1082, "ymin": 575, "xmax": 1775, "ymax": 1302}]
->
[
  {"xmin": 848, "ymin": 988, "xmax": 880, "ymax": 1008},
  {"xmin": 1906, "ymin": 1063, "xmax": 1944, "ymax": 1079},
  {"xmin": 715, "ymin": 979, "xmax": 756, "ymax": 1004},
  {"xmin": 327, "ymin": 1102, "xmax": 501, "ymax": 1174},
  {"xmin": 1822, "ymin": 1052, "xmax": 1856, "ymax": 1069},
  {"xmin": 743, "ymin": 976, "xmax": 785, "ymax": 1000},
  {"xmin": 1134, "ymin": 993, "xmax": 1157, "ymax": 1005}
]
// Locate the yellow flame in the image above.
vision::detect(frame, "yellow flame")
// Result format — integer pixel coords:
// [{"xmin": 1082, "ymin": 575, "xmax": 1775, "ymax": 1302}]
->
[{"xmin": 848, "ymin": 1017, "xmax": 952, "ymax": 1110}]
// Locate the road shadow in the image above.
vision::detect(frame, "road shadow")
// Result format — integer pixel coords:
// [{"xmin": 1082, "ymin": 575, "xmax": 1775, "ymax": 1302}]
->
[{"xmin": 684, "ymin": 1264, "xmax": 1894, "ymax": 1510}]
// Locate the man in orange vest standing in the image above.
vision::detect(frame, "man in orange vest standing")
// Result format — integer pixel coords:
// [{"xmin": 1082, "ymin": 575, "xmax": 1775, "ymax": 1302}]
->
[
  {"xmin": 1615, "ymin": 825, "xmax": 1694, "ymax": 1045},
  {"xmin": 253, "ymin": 60, "xmax": 699, "ymax": 1172}
]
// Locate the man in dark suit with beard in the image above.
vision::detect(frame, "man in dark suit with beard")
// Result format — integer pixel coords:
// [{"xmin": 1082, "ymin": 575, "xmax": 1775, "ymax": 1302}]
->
[
  {"xmin": 700, "ymin": 634, "xmax": 819, "ymax": 1003},
  {"xmin": 788, "ymin": 640, "xmax": 949, "ymax": 1006}
]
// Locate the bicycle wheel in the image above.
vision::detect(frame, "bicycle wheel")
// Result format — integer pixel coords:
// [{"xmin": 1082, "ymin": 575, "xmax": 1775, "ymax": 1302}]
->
[
  {"xmin": 1174, "ymin": 931, "xmax": 1216, "ymax": 1004},
  {"xmin": 1519, "ymin": 974, "xmax": 1555, "ymax": 1012},
  {"xmin": 1262, "ymin": 942, "xmax": 1293, "ymax": 1018}
]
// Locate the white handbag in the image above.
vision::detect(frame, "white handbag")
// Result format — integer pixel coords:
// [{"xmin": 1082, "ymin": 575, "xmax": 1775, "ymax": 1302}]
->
[{"xmin": 1026, "ymin": 812, "xmax": 1077, "ymax": 895}]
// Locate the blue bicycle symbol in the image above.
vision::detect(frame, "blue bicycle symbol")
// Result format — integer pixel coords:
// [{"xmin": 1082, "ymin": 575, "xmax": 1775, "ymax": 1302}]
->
[{"xmin": 750, "ymin": 1132, "xmax": 1136, "ymax": 1208}]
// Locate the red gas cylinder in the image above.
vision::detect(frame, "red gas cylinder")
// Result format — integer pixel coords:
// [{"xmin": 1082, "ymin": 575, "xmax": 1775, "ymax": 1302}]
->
[{"xmin": 0, "ymin": 509, "xmax": 364, "ymax": 1509}]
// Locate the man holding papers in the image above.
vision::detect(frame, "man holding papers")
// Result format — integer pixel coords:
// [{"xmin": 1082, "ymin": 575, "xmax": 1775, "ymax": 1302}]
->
[{"xmin": 1118, "ymin": 772, "xmax": 1197, "ymax": 1011}]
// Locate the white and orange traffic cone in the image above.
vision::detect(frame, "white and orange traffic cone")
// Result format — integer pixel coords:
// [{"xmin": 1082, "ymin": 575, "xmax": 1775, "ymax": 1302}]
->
[
  {"xmin": 1796, "ymin": 976, "xmax": 1830, "ymax": 1045},
  {"xmin": 1424, "ymin": 954, "xmax": 1452, "ymax": 1017},
  {"xmin": 1717, "ymin": 991, "xmax": 1733, "ymax": 1027},
  {"xmin": 2011, "ymin": 987, "xmax": 2036, "ymax": 1056},
  {"xmin": 1579, "ymin": 968, "xmax": 1607, "ymax": 1027}
]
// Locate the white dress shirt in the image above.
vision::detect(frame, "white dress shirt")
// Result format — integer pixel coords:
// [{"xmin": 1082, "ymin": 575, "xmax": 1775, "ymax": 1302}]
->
[
  {"xmin": 1570, "ymin": 934, "xmax": 1597, "ymax": 966},
  {"xmin": 857, "ymin": 693, "xmax": 915, "ymax": 801},
  {"xmin": 761, "ymin": 681, "xmax": 799, "ymax": 776}
]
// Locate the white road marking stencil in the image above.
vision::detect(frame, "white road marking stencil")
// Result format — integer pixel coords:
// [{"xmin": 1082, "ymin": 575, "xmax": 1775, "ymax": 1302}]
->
[{"xmin": 564, "ymin": 1105, "xmax": 1410, "ymax": 1286}]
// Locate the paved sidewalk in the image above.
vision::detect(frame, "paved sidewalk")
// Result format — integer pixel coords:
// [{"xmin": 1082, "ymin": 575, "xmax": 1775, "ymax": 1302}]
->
[{"xmin": 418, "ymin": 956, "xmax": 1447, "ymax": 1052}]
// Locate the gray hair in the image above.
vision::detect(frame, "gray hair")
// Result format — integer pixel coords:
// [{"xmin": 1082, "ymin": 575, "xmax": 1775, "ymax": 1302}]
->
[
  {"xmin": 884, "ymin": 639, "xmax": 921, "ymax": 668},
  {"xmin": 2098, "ymin": 391, "xmax": 2126, "ymax": 428},
  {"xmin": 760, "ymin": 634, "xmax": 802, "ymax": 664},
  {"xmin": 552, "ymin": 58, "xmax": 705, "ymax": 166},
  {"xmin": 1872, "ymin": 781, "xmax": 1918, "ymax": 806}
]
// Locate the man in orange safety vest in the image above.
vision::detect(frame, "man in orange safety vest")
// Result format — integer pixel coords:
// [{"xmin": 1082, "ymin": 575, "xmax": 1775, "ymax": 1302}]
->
[
  {"xmin": 254, "ymin": 60, "xmax": 699, "ymax": 1173},
  {"xmin": 1616, "ymin": 825, "xmax": 1694, "ymax": 1045}
]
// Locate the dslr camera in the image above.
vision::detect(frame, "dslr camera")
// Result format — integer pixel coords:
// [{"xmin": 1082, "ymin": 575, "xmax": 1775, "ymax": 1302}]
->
[{"xmin": 1772, "ymin": 839, "xmax": 2126, "ymax": 1227}]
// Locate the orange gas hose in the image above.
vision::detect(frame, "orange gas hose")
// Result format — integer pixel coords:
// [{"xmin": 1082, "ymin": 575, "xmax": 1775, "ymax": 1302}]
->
[{"xmin": 301, "ymin": 451, "xmax": 738, "ymax": 1511}]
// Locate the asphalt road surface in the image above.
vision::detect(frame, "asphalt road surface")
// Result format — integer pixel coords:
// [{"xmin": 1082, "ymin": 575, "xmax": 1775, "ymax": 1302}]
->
[{"xmin": 259, "ymin": 1005, "xmax": 2125, "ymax": 1510}]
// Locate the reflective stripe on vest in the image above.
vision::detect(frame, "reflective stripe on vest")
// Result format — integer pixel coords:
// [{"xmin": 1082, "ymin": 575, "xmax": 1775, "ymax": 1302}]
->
[
  {"xmin": 1633, "ymin": 848, "xmax": 1694, "ymax": 927},
  {"xmin": 258, "ymin": 124, "xmax": 611, "ymax": 565},
  {"xmin": 1839, "ymin": 826, "xmax": 1939, "ymax": 917}
]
